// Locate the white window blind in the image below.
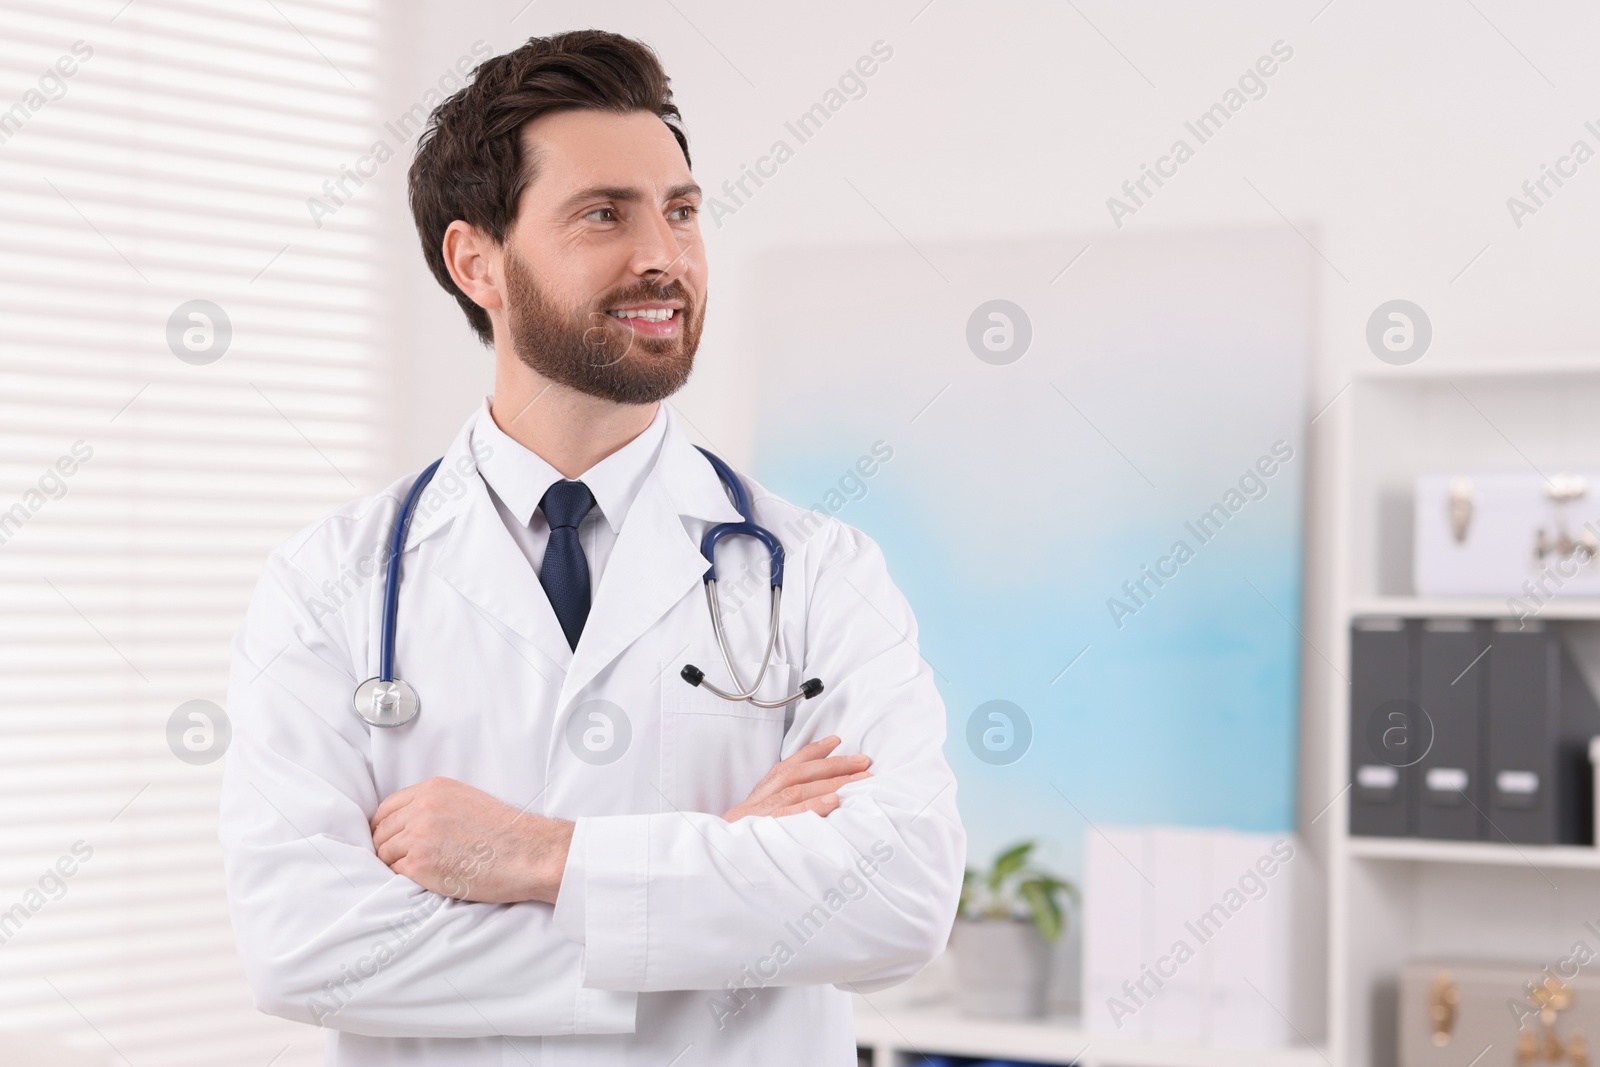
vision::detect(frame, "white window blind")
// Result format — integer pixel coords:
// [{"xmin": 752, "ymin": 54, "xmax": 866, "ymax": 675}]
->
[{"xmin": 0, "ymin": 1, "xmax": 384, "ymax": 1064}]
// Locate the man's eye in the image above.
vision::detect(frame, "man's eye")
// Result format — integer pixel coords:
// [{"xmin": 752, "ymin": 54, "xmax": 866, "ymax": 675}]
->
[
  {"xmin": 586, "ymin": 207, "xmax": 617, "ymax": 222},
  {"xmin": 670, "ymin": 205, "xmax": 698, "ymax": 221}
]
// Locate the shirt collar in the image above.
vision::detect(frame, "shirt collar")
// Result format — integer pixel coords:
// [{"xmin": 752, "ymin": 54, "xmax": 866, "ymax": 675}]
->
[{"xmin": 468, "ymin": 397, "xmax": 668, "ymax": 535}]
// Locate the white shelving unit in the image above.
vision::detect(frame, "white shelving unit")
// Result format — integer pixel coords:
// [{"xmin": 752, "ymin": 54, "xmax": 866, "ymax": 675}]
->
[
  {"xmin": 1348, "ymin": 596, "xmax": 1600, "ymax": 620},
  {"xmin": 1321, "ymin": 356, "xmax": 1600, "ymax": 1067},
  {"xmin": 1347, "ymin": 835, "xmax": 1600, "ymax": 870}
]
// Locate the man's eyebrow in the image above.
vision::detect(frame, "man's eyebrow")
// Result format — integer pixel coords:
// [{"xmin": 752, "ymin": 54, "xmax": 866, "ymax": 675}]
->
[{"xmin": 559, "ymin": 182, "xmax": 703, "ymax": 212}]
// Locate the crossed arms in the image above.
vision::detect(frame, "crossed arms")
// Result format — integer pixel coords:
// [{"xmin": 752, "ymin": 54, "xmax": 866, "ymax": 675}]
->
[
  {"xmin": 369, "ymin": 736, "xmax": 873, "ymax": 905},
  {"xmin": 219, "ymin": 529, "xmax": 963, "ymax": 1037}
]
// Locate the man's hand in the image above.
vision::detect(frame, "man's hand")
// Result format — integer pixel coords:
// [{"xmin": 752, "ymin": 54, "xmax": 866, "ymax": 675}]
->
[
  {"xmin": 371, "ymin": 777, "xmax": 571, "ymax": 904},
  {"xmin": 724, "ymin": 735, "xmax": 872, "ymax": 822}
]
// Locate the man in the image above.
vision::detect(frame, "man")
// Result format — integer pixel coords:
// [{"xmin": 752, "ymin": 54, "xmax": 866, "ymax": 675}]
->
[{"xmin": 220, "ymin": 29, "xmax": 964, "ymax": 1066}]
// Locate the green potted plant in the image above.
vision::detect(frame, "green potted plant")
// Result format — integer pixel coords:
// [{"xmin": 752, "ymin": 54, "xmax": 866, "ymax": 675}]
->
[{"xmin": 952, "ymin": 840, "xmax": 1078, "ymax": 1018}]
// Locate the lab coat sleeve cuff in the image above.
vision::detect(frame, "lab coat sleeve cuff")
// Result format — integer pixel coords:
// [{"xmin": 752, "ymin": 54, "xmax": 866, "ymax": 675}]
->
[
  {"xmin": 552, "ymin": 817, "xmax": 588, "ymax": 946},
  {"xmin": 573, "ymin": 984, "xmax": 636, "ymax": 1034},
  {"xmin": 565, "ymin": 814, "xmax": 651, "ymax": 990}
]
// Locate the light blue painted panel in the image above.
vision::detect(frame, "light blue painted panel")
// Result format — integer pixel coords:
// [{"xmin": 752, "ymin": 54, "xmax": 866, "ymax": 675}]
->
[{"xmin": 744, "ymin": 229, "xmax": 1312, "ymax": 878}]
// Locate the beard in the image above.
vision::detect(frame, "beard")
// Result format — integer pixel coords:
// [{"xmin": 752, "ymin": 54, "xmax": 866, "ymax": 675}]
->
[{"xmin": 503, "ymin": 247, "xmax": 703, "ymax": 406}]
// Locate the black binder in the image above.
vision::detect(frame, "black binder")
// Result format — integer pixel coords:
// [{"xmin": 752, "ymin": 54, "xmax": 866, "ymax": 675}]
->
[
  {"xmin": 1415, "ymin": 619, "xmax": 1484, "ymax": 840},
  {"xmin": 1485, "ymin": 621, "xmax": 1600, "ymax": 845},
  {"xmin": 1350, "ymin": 618, "xmax": 1413, "ymax": 836}
]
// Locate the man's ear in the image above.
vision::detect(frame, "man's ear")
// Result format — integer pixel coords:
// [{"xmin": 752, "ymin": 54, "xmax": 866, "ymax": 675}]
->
[{"xmin": 442, "ymin": 221, "xmax": 504, "ymax": 313}]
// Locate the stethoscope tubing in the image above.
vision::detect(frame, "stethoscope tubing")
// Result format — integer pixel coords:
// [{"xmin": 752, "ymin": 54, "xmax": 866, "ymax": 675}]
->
[
  {"xmin": 378, "ymin": 458, "xmax": 441, "ymax": 683},
  {"xmin": 700, "ymin": 582, "xmax": 784, "ymax": 702},
  {"xmin": 684, "ymin": 447, "xmax": 822, "ymax": 710}
]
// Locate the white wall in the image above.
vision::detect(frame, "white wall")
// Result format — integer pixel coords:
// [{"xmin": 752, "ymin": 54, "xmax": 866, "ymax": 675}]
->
[{"xmin": 373, "ymin": 0, "xmax": 1600, "ymax": 484}]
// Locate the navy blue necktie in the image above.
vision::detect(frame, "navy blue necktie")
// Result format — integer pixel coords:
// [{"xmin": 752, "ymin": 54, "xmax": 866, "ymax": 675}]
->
[{"xmin": 538, "ymin": 480, "xmax": 595, "ymax": 650}]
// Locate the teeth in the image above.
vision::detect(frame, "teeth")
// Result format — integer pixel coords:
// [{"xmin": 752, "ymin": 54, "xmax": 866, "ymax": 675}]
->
[{"xmin": 609, "ymin": 307, "xmax": 675, "ymax": 321}]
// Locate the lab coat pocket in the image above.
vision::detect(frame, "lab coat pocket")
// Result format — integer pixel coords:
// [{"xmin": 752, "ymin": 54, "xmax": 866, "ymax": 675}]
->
[{"xmin": 658, "ymin": 653, "xmax": 793, "ymax": 816}]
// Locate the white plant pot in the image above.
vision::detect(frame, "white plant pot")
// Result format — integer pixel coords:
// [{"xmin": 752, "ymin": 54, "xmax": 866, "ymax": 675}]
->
[{"xmin": 951, "ymin": 917, "xmax": 1052, "ymax": 1018}]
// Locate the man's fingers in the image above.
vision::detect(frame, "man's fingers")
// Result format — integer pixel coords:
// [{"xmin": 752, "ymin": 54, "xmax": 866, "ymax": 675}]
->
[
  {"xmin": 772, "ymin": 793, "xmax": 841, "ymax": 818},
  {"xmin": 746, "ymin": 756, "xmax": 867, "ymax": 806},
  {"xmin": 751, "ymin": 746, "xmax": 867, "ymax": 801},
  {"xmin": 722, "ymin": 738, "xmax": 875, "ymax": 822},
  {"xmin": 371, "ymin": 804, "xmax": 413, "ymax": 850},
  {"xmin": 368, "ymin": 799, "xmax": 419, "ymax": 851},
  {"xmin": 774, "ymin": 753, "xmax": 871, "ymax": 788},
  {"xmin": 773, "ymin": 771, "xmax": 872, "ymax": 808},
  {"xmin": 781, "ymin": 735, "xmax": 842, "ymax": 766},
  {"xmin": 371, "ymin": 782, "xmax": 424, "ymax": 829},
  {"xmin": 375, "ymin": 828, "xmax": 409, "ymax": 867}
]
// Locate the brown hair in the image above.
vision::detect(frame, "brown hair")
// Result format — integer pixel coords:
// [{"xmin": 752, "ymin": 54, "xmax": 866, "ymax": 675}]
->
[{"xmin": 408, "ymin": 30, "xmax": 691, "ymax": 345}]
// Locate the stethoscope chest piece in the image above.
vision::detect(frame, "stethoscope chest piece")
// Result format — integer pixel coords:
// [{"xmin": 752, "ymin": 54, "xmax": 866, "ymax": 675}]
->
[{"xmin": 354, "ymin": 676, "xmax": 420, "ymax": 728}]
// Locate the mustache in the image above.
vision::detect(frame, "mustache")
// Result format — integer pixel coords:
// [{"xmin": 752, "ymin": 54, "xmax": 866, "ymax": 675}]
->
[{"xmin": 593, "ymin": 279, "xmax": 694, "ymax": 313}]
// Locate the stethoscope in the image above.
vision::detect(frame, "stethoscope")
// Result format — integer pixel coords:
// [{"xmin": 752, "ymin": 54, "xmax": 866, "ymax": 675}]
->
[
  {"xmin": 677, "ymin": 446, "xmax": 823, "ymax": 709},
  {"xmin": 352, "ymin": 449, "xmax": 823, "ymax": 728}
]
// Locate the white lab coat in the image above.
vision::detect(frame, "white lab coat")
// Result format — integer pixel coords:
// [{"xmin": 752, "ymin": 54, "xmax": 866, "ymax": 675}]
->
[{"xmin": 218, "ymin": 406, "xmax": 965, "ymax": 1066}]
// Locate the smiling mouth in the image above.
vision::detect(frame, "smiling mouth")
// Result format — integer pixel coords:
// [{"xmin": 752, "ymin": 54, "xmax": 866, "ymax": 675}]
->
[
  {"xmin": 602, "ymin": 304, "xmax": 683, "ymax": 338},
  {"xmin": 605, "ymin": 307, "xmax": 679, "ymax": 322}
]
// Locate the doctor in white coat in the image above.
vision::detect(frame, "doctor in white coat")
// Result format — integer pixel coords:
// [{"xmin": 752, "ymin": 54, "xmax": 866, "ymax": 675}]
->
[{"xmin": 219, "ymin": 29, "xmax": 964, "ymax": 1067}]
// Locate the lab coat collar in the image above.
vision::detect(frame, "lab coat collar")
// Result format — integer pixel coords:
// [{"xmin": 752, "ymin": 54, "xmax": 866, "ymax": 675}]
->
[
  {"xmin": 406, "ymin": 401, "xmax": 745, "ymax": 708},
  {"xmin": 401, "ymin": 414, "xmax": 478, "ymax": 549},
  {"xmin": 470, "ymin": 398, "xmax": 668, "ymax": 537},
  {"xmin": 406, "ymin": 402, "xmax": 741, "ymax": 547},
  {"xmin": 652, "ymin": 403, "xmax": 747, "ymax": 525}
]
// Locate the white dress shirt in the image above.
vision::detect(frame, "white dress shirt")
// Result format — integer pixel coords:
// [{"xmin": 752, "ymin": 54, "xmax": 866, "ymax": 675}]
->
[{"xmin": 469, "ymin": 397, "xmax": 667, "ymax": 598}]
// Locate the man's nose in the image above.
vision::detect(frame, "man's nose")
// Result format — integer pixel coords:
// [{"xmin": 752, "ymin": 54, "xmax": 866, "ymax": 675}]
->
[{"xmin": 632, "ymin": 213, "xmax": 694, "ymax": 286}]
